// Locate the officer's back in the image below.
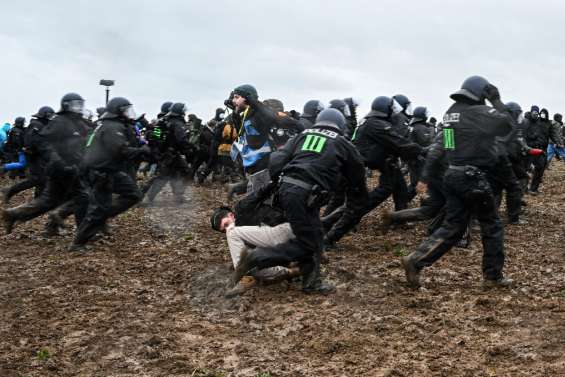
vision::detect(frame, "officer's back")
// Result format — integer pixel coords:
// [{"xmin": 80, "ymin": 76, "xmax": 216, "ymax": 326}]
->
[
  {"xmin": 443, "ymin": 100, "xmax": 512, "ymax": 168},
  {"xmin": 354, "ymin": 97, "xmax": 422, "ymax": 171},
  {"xmin": 39, "ymin": 94, "xmax": 90, "ymax": 168},
  {"xmin": 270, "ymin": 109, "xmax": 365, "ymax": 192}
]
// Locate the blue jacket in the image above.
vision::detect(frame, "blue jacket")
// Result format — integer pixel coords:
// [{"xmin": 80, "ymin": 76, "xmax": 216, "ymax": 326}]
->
[
  {"xmin": 0, "ymin": 123, "xmax": 11, "ymax": 152},
  {"xmin": 230, "ymin": 104, "xmax": 276, "ymax": 171}
]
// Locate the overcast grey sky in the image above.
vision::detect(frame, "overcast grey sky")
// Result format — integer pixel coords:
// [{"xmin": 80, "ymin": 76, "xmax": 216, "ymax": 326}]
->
[{"xmin": 1, "ymin": 0, "xmax": 564, "ymax": 124}]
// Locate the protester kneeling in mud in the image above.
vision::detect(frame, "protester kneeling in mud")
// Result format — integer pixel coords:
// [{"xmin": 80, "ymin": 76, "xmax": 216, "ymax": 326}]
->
[{"xmin": 210, "ymin": 184, "xmax": 301, "ymax": 298}]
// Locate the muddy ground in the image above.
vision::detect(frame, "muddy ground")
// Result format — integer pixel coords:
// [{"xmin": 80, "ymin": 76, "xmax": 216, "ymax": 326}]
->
[{"xmin": 1, "ymin": 164, "xmax": 565, "ymax": 377}]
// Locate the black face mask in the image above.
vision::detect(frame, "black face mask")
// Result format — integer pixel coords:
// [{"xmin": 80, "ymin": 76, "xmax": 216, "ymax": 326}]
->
[{"xmin": 531, "ymin": 112, "xmax": 539, "ymax": 120}]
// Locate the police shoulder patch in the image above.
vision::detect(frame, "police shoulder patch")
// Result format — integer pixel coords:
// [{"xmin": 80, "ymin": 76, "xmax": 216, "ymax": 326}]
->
[
  {"xmin": 304, "ymin": 128, "xmax": 338, "ymax": 139},
  {"xmin": 443, "ymin": 113, "xmax": 460, "ymax": 123}
]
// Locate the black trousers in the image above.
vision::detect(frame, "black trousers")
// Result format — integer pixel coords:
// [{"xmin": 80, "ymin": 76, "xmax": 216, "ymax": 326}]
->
[
  {"xmin": 409, "ymin": 169, "xmax": 505, "ymax": 280},
  {"xmin": 245, "ymin": 183, "xmax": 322, "ymax": 277},
  {"xmin": 3, "ymin": 174, "xmax": 45, "ymax": 203},
  {"xmin": 142, "ymin": 155, "xmax": 190, "ymax": 202},
  {"xmin": 325, "ymin": 162, "xmax": 399, "ymax": 243},
  {"xmin": 323, "ymin": 176, "xmax": 346, "ymax": 217},
  {"xmin": 74, "ymin": 170, "xmax": 141, "ymax": 245},
  {"xmin": 490, "ymin": 156, "xmax": 522, "ymax": 222},
  {"xmin": 392, "ymin": 164, "xmax": 409, "ymax": 211},
  {"xmin": 509, "ymin": 156, "xmax": 529, "ymax": 194},
  {"xmin": 529, "ymin": 153, "xmax": 547, "ymax": 192},
  {"xmin": 5, "ymin": 171, "xmax": 83, "ymax": 225},
  {"xmin": 390, "ymin": 176, "xmax": 445, "ymax": 225}
]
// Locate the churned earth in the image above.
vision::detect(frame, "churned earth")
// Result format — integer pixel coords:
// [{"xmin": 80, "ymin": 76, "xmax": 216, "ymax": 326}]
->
[{"xmin": 1, "ymin": 165, "xmax": 564, "ymax": 376}]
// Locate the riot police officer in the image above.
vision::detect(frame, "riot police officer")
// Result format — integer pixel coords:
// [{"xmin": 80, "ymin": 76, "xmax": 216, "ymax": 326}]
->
[
  {"xmin": 298, "ymin": 100, "xmax": 325, "ymax": 130},
  {"xmin": 391, "ymin": 94, "xmax": 413, "ymax": 138},
  {"xmin": 70, "ymin": 97, "xmax": 147, "ymax": 250},
  {"xmin": 2, "ymin": 93, "xmax": 90, "ymax": 234},
  {"xmin": 324, "ymin": 96, "xmax": 422, "ymax": 247},
  {"xmin": 144, "ymin": 102, "xmax": 192, "ymax": 204},
  {"xmin": 401, "ymin": 76, "xmax": 514, "ymax": 289},
  {"xmin": 1, "ymin": 107, "xmax": 54, "ymax": 203},
  {"xmin": 232, "ymin": 109, "xmax": 367, "ymax": 294},
  {"xmin": 406, "ymin": 106, "xmax": 435, "ymax": 200}
]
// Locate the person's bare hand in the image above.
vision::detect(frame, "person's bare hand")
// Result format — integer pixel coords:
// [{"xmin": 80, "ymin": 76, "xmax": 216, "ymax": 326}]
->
[{"xmin": 416, "ymin": 181, "xmax": 428, "ymax": 194}]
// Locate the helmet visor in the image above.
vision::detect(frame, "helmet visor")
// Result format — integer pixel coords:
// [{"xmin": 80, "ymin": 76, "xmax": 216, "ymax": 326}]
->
[
  {"xmin": 68, "ymin": 99, "xmax": 85, "ymax": 114},
  {"xmin": 392, "ymin": 99, "xmax": 404, "ymax": 115},
  {"xmin": 124, "ymin": 105, "xmax": 137, "ymax": 120},
  {"xmin": 404, "ymin": 103, "xmax": 414, "ymax": 116}
]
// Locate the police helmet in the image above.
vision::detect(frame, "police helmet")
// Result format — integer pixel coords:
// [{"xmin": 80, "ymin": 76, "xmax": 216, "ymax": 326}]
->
[
  {"xmin": 412, "ymin": 106, "xmax": 429, "ymax": 121},
  {"xmin": 33, "ymin": 106, "xmax": 55, "ymax": 120},
  {"xmin": 169, "ymin": 102, "xmax": 188, "ymax": 116},
  {"xmin": 302, "ymin": 100, "xmax": 325, "ymax": 118},
  {"xmin": 329, "ymin": 99, "xmax": 351, "ymax": 117},
  {"xmin": 393, "ymin": 94, "xmax": 412, "ymax": 115},
  {"xmin": 450, "ymin": 76, "xmax": 490, "ymax": 102},
  {"xmin": 106, "ymin": 97, "xmax": 135, "ymax": 119},
  {"xmin": 14, "ymin": 117, "xmax": 25, "ymax": 127},
  {"xmin": 369, "ymin": 96, "xmax": 403, "ymax": 118},
  {"xmin": 60, "ymin": 92, "xmax": 85, "ymax": 114},
  {"xmin": 314, "ymin": 108, "xmax": 346, "ymax": 133}
]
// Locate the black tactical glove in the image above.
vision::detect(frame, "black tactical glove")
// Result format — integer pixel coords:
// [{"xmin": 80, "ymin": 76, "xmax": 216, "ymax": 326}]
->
[{"xmin": 485, "ymin": 84, "xmax": 501, "ymax": 102}]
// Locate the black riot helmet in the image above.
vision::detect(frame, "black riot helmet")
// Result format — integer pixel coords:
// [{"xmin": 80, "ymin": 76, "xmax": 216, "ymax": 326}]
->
[
  {"xmin": 369, "ymin": 96, "xmax": 403, "ymax": 119},
  {"xmin": 14, "ymin": 117, "xmax": 26, "ymax": 127},
  {"xmin": 314, "ymin": 108, "xmax": 346, "ymax": 134},
  {"xmin": 392, "ymin": 94, "xmax": 413, "ymax": 116},
  {"xmin": 302, "ymin": 100, "xmax": 325, "ymax": 118},
  {"xmin": 504, "ymin": 102, "xmax": 523, "ymax": 124},
  {"xmin": 33, "ymin": 106, "xmax": 55, "ymax": 120},
  {"xmin": 329, "ymin": 99, "xmax": 351, "ymax": 117},
  {"xmin": 169, "ymin": 102, "xmax": 188, "ymax": 117},
  {"xmin": 160, "ymin": 101, "xmax": 173, "ymax": 114},
  {"xmin": 412, "ymin": 106, "xmax": 429, "ymax": 122},
  {"xmin": 60, "ymin": 92, "xmax": 85, "ymax": 113},
  {"xmin": 450, "ymin": 75, "xmax": 490, "ymax": 102},
  {"xmin": 105, "ymin": 97, "xmax": 135, "ymax": 119}
]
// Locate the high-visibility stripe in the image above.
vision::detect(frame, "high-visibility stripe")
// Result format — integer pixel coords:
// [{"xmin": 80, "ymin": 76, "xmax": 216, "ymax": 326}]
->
[
  {"xmin": 302, "ymin": 135, "xmax": 327, "ymax": 153},
  {"xmin": 443, "ymin": 128, "xmax": 455, "ymax": 150}
]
